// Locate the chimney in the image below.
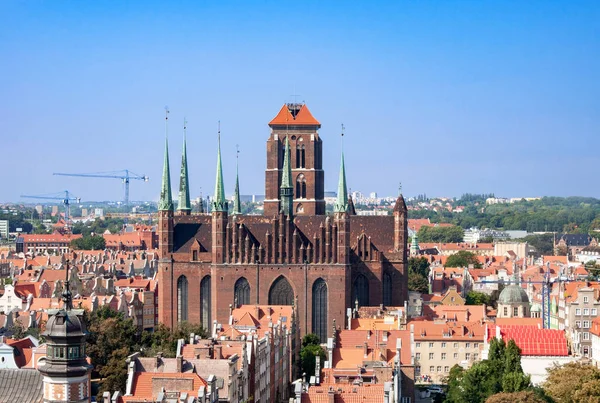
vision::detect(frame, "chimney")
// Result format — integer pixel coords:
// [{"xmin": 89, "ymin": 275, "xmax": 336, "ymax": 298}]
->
[
  {"xmin": 102, "ymin": 391, "xmax": 111, "ymax": 403},
  {"xmin": 176, "ymin": 355, "xmax": 183, "ymax": 373},
  {"xmin": 363, "ymin": 341, "xmax": 368, "ymax": 358}
]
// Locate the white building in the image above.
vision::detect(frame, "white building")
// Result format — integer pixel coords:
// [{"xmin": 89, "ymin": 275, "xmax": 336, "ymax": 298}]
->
[
  {"xmin": 0, "ymin": 285, "xmax": 24, "ymax": 313},
  {"xmin": 0, "ymin": 220, "xmax": 8, "ymax": 239}
]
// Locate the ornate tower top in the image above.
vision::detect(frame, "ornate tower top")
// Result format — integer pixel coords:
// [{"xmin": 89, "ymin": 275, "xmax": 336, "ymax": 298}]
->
[
  {"xmin": 212, "ymin": 124, "xmax": 228, "ymax": 212},
  {"xmin": 177, "ymin": 118, "xmax": 191, "ymax": 214},
  {"xmin": 280, "ymin": 136, "xmax": 293, "ymax": 217},
  {"xmin": 39, "ymin": 261, "xmax": 92, "ymax": 403},
  {"xmin": 158, "ymin": 108, "xmax": 173, "ymax": 211},
  {"xmin": 232, "ymin": 146, "xmax": 242, "ymax": 215},
  {"xmin": 269, "ymin": 103, "xmax": 321, "ymax": 127},
  {"xmin": 158, "ymin": 132, "xmax": 173, "ymax": 212},
  {"xmin": 334, "ymin": 127, "xmax": 348, "ymax": 213}
]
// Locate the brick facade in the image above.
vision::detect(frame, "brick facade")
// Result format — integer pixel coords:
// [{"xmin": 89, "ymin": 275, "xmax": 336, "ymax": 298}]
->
[{"xmin": 157, "ymin": 104, "xmax": 409, "ymax": 340}]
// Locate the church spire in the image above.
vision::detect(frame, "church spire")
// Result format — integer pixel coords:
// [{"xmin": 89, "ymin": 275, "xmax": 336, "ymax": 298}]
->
[
  {"xmin": 177, "ymin": 118, "xmax": 191, "ymax": 214},
  {"xmin": 159, "ymin": 109, "xmax": 173, "ymax": 211},
  {"xmin": 232, "ymin": 146, "xmax": 242, "ymax": 215},
  {"xmin": 334, "ymin": 125, "xmax": 348, "ymax": 213},
  {"xmin": 280, "ymin": 136, "xmax": 293, "ymax": 216},
  {"xmin": 212, "ymin": 122, "xmax": 228, "ymax": 212}
]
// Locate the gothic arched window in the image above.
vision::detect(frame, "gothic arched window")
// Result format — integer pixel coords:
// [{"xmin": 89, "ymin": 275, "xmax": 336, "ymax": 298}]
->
[
  {"xmin": 234, "ymin": 277, "xmax": 250, "ymax": 307},
  {"xmin": 312, "ymin": 278, "xmax": 328, "ymax": 342},
  {"xmin": 177, "ymin": 275, "xmax": 188, "ymax": 323},
  {"xmin": 269, "ymin": 276, "xmax": 294, "ymax": 305},
  {"xmin": 352, "ymin": 274, "xmax": 369, "ymax": 308},
  {"xmin": 200, "ymin": 275, "xmax": 211, "ymax": 332},
  {"xmin": 383, "ymin": 272, "xmax": 392, "ymax": 306},
  {"xmin": 296, "ymin": 174, "xmax": 306, "ymax": 199}
]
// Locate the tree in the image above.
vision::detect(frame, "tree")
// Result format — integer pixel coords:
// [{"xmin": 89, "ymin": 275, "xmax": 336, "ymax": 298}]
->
[
  {"xmin": 486, "ymin": 390, "xmax": 549, "ymax": 403},
  {"xmin": 71, "ymin": 235, "xmax": 106, "ymax": 250},
  {"xmin": 543, "ymin": 362, "xmax": 600, "ymax": 403},
  {"xmin": 408, "ymin": 257, "xmax": 431, "ymax": 293},
  {"xmin": 409, "ymin": 257, "xmax": 431, "ymax": 277},
  {"xmin": 445, "ymin": 251, "xmax": 482, "ymax": 268},
  {"xmin": 418, "ymin": 226, "xmax": 464, "ymax": 243},
  {"xmin": 466, "ymin": 291, "xmax": 490, "ymax": 306},
  {"xmin": 408, "ymin": 272, "xmax": 429, "ymax": 293},
  {"xmin": 300, "ymin": 334, "xmax": 326, "ymax": 379},
  {"xmin": 445, "ymin": 339, "xmax": 531, "ymax": 403}
]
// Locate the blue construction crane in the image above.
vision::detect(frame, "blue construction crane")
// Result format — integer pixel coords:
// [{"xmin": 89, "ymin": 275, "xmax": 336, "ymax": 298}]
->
[
  {"xmin": 53, "ymin": 170, "xmax": 149, "ymax": 205},
  {"xmin": 20, "ymin": 190, "xmax": 81, "ymax": 228}
]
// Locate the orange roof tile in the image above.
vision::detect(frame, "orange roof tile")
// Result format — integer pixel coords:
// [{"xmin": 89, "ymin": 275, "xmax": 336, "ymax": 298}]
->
[
  {"xmin": 269, "ymin": 104, "xmax": 320, "ymax": 126},
  {"xmin": 123, "ymin": 372, "xmax": 207, "ymax": 401}
]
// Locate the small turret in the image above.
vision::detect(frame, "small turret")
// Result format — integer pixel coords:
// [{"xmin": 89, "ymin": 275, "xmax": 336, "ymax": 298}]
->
[
  {"xmin": 279, "ymin": 136, "xmax": 293, "ymax": 217},
  {"xmin": 177, "ymin": 118, "xmax": 191, "ymax": 215}
]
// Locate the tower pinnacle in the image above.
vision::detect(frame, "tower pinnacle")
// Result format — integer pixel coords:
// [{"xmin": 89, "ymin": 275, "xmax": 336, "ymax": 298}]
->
[
  {"xmin": 158, "ymin": 108, "xmax": 173, "ymax": 211},
  {"xmin": 334, "ymin": 125, "xmax": 348, "ymax": 213},
  {"xmin": 232, "ymin": 145, "xmax": 242, "ymax": 215},
  {"xmin": 280, "ymin": 136, "xmax": 293, "ymax": 217},
  {"xmin": 212, "ymin": 122, "xmax": 228, "ymax": 212},
  {"xmin": 177, "ymin": 118, "xmax": 191, "ymax": 213}
]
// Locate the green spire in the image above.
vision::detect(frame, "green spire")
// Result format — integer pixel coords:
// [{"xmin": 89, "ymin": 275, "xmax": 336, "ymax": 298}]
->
[
  {"xmin": 177, "ymin": 118, "xmax": 191, "ymax": 213},
  {"xmin": 232, "ymin": 147, "xmax": 241, "ymax": 215},
  {"xmin": 212, "ymin": 124, "xmax": 228, "ymax": 212},
  {"xmin": 280, "ymin": 136, "xmax": 293, "ymax": 216},
  {"xmin": 334, "ymin": 128, "xmax": 348, "ymax": 213},
  {"xmin": 411, "ymin": 230, "xmax": 419, "ymax": 254},
  {"xmin": 158, "ymin": 113, "xmax": 173, "ymax": 211}
]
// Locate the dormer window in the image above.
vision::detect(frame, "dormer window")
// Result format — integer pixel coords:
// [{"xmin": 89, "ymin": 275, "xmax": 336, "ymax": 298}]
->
[{"xmin": 192, "ymin": 250, "xmax": 198, "ymax": 261}]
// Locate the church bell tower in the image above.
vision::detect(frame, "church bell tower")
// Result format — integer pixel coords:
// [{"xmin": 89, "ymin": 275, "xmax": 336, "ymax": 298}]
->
[{"xmin": 264, "ymin": 103, "xmax": 325, "ymax": 216}]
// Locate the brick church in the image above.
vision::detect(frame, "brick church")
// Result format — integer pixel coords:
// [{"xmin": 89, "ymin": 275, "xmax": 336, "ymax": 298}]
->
[{"xmin": 157, "ymin": 103, "xmax": 409, "ymax": 341}]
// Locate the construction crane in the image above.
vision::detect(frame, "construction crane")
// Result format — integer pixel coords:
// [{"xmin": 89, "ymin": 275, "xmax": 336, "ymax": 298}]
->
[
  {"xmin": 53, "ymin": 170, "xmax": 149, "ymax": 205},
  {"xmin": 20, "ymin": 190, "xmax": 81, "ymax": 229}
]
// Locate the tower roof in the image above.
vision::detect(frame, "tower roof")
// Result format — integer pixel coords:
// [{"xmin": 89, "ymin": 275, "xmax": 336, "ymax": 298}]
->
[
  {"xmin": 232, "ymin": 151, "xmax": 242, "ymax": 215},
  {"xmin": 212, "ymin": 130, "xmax": 228, "ymax": 212},
  {"xmin": 393, "ymin": 194, "xmax": 407, "ymax": 213},
  {"xmin": 158, "ymin": 136, "xmax": 173, "ymax": 211},
  {"xmin": 334, "ymin": 146, "xmax": 348, "ymax": 213},
  {"xmin": 281, "ymin": 136, "xmax": 292, "ymax": 189},
  {"xmin": 177, "ymin": 122, "xmax": 191, "ymax": 212},
  {"xmin": 269, "ymin": 104, "xmax": 320, "ymax": 126}
]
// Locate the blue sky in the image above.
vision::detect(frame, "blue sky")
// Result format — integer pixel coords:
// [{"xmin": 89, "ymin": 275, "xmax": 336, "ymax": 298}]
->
[{"xmin": 1, "ymin": 1, "xmax": 599, "ymax": 203}]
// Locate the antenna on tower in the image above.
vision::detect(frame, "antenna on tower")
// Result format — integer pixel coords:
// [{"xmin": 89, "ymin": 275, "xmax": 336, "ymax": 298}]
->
[
  {"xmin": 164, "ymin": 106, "xmax": 170, "ymax": 137},
  {"xmin": 398, "ymin": 182, "xmax": 402, "ymax": 196},
  {"xmin": 63, "ymin": 259, "xmax": 72, "ymax": 310}
]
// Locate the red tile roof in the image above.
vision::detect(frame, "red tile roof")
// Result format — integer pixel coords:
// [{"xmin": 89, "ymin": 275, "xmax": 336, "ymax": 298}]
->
[
  {"xmin": 269, "ymin": 104, "xmax": 320, "ymax": 126},
  {"xmin": 490, "ymin": 324, "xmax": 568, "ymax": 356},
  {"xmin": 122, "ymin": 372, "xmax": 207, "ymax": 401}
]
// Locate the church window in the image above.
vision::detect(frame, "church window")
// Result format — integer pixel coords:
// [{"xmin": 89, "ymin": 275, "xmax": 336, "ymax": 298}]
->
[
  {"xmin": 269, "ymin": 275, "xmax": 294, "ymax": 305},
  {"xmin": 192, "ymin": 250, "xmax": 198, "ymax": 261},
  {"xmin": 296, "ymin": 203, "xmax": 304, "ymax": 214},
  {"xmin": 312, "ymin": 278, "xmax": 328, "ymax": 342},
  {"xmin": 296, "ymin": 174, "xmax": 306, "ymax": 199},
  {"xmin": 383, "ymin": 272, "xmax": 392, "ymax": 306},
  {"xmin": 300, "ymin": 145, "xmax": 305, "ymax": 168},
  {"xmin": 352, "ymin": 274, "xmax": 369, "ymax": 308},
  {"xmin": 201, "ymin": 276, "xmax": 212, "ymax": 332},
  {"xmin": 177, "ymin": 275, "xmax": 188, "ymax": 323},
  {"xmin": 234, "ymin": 277, "xmax": 250, "ymax": 307}
]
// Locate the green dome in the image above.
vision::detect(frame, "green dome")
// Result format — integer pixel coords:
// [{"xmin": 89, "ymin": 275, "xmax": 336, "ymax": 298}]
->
[
  {"xmin": 530, "ymin": 302, "xmax": 541, "ymax": 312},
  {"xmin": 498, "ymin": 284, "xmax": 529, "ymax": 305}
]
